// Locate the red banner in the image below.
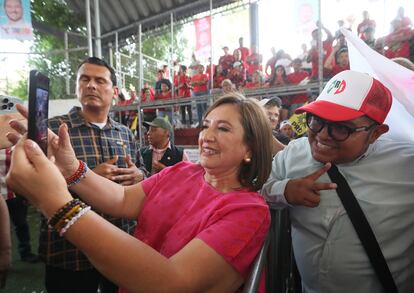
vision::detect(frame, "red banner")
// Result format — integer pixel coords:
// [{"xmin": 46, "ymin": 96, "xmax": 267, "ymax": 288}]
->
[{"xmin": 194, "ymin": 16, "xmax": 211, "ymax": 61}]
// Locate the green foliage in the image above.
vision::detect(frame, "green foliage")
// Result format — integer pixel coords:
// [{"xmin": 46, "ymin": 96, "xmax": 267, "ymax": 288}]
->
[
  {"xmin": 140, "ymin": 28, "xmax": 188, "ymax": 85},
  {"xmin": 9, "ymin": 72, "xmax": 28, "ymax": 100},
  {"xmin": 31, "ymin": 0, "xmax": 85, "ymax": 32}
]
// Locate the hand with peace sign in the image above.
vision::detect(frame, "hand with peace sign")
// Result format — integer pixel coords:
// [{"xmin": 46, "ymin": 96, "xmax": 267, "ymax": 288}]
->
[{"xmin": 285, "ymin": 163, "xmax": 337, "ymax": 207}]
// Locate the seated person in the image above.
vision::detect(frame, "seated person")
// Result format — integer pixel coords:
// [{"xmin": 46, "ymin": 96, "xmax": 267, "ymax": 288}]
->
[
  {"xmin": 156, "ymin": 81, "xmax": 173, "ymax": 123},
  {"xmin": 141, "ymin": 117, "xmax": 188, "ymax": 175},
  {"xmin": 6, "ymin": 94, "xmax": 273, "ymax": 293}
]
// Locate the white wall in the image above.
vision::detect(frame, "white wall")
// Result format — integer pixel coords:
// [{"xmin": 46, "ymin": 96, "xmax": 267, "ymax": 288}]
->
[{"xmin": 48, "ymin": 99, "xmax": 80, "ymax": 117}]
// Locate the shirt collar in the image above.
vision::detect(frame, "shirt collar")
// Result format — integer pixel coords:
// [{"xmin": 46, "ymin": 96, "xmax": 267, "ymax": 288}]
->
[
  {"xmin": 149, "ymin": 141, "xmax": 171, "ymax": 152},
  {"xmin": 67, "ymin": 106, "xmax": 123, "ymax": 130}
]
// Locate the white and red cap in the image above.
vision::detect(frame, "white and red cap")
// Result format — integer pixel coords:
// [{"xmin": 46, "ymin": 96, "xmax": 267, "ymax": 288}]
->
[{"xmin": 295, "ymin": 70, "xmax": 392, "ymax": 124}]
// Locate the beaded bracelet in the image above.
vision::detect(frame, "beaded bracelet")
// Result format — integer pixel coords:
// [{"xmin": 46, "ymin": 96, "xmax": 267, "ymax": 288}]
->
[
  {"xmin": 48, "ymin": 198, "xmax": 83, "ymax": 228},
  {"xmin": 59, "ymin": 206, "xmax": 91, "ymax": 237},
  {"xmin": 54, "ymin": 204, "xmax": 84, "ymax": 231},
  {"xmin": 65, "ymin": 160, "xmax": 89, "ymax": 187}
]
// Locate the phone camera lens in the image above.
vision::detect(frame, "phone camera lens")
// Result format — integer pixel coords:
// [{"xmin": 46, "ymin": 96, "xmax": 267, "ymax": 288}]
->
[
  {"xmin": 8, "ymin": 102, "xmax": 14, "ymax": 109},
  {"xmin": 2, "ymin": 98, "xmax": 9, "ymax": 104},
  {"xmin": 1, "ymin": 104, "xmax": 7, "ymax": 110}
]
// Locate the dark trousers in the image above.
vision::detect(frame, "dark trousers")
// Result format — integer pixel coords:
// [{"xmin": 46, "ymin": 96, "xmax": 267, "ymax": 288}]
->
[
  {"xmin": 45, "ymin": 265, "xmax": 118, "ymax": 293},
  {"xmin": 180, "ymin": 104, "xmax": 193, "ymax": 125},
  {"xmin": 6, "ymin": 196, "xmax": 32, "ymax": 258},
  {"xmin": 196, "ymin": 102, "xmax": 208, "ymax": 125}
]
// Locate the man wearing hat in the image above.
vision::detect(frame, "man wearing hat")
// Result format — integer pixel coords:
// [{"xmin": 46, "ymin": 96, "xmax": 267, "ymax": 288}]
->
[
  {"xmin": 259, "ymin": 97, "xmax": 290, "ymax": 147},
  {"xmin": 262, "ymin": 70, "xmax": 414, "ymax": 292},
  {"xmin": 141, "ymin": 117, "xmax": 188, "ymax": 175}
]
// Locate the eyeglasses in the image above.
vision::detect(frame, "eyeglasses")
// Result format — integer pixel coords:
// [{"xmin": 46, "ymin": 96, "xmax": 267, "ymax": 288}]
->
[{"xmin": 306, "ymin": 114, "xmax": 377, "ymax": 142}]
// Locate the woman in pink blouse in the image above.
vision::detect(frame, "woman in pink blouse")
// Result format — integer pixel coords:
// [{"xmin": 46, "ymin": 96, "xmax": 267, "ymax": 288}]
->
[{"xmin": 7, "ymin": 94, "xmax": 274, "ymax": 293}]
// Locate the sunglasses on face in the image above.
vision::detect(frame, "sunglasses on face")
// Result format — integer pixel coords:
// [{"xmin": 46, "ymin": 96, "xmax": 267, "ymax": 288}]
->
[{"xmin": 306, "ymin": 113, "xmax": 377, "ymax": 142}]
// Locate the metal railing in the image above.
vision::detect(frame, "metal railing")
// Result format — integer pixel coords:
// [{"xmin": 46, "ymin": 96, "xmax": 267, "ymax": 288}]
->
[{"xmin": 243, "ymin": 207, "xmax": 301, "ymax": 293}]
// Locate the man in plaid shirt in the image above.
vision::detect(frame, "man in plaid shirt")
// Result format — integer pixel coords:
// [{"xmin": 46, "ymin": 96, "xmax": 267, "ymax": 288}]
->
[{"xmin": 41, "ymin": 57, "xmax": 146, "ymax": 293}]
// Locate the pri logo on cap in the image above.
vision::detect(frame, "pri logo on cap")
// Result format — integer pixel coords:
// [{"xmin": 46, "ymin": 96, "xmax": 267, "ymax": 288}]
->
[{"xmin": 327, "ymin": 79, "xmax": 346, "ymax": 95}]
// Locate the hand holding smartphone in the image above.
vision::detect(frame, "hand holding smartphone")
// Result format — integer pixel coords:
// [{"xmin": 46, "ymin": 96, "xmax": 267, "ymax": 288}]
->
[
  {"xmin": 27, "ymin": 70, "xmax": 50, "ymax": 155},
  {"xmin": 0, "ymin": 95, "xmax": 24, "ymax": 149}
]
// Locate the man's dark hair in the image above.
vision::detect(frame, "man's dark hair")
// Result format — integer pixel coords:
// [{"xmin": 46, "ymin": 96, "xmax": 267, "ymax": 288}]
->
[
  {"xmin": 78, "ymin": 57, "xmax": 117, "ymax": 86},
  {"xmin": 264, "ymin": 96, "xmax": 282, "ymax": 108}
]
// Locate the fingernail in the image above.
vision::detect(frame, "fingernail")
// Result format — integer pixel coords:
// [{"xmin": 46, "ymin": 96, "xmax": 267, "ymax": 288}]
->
[{"xmin": 26, "ymin": 140, "xmax": 38, "ymax": 150}]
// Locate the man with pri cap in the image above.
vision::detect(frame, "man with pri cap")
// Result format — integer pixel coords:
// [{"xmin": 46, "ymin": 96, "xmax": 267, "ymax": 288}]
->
[
  {"xmin": 141, "ymin": 117, "xmax": 188, "ymax": 175},
  {"xmin": 262, "ymin": 70, "xmax": 414, "ymax": 292}
]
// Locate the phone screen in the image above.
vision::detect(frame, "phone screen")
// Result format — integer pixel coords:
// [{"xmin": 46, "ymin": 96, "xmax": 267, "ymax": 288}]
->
[
  {"xmin": 34, "ymin": 88, "xmax": 49, "ymax": 153},
  {"xmin": 28, "ymin": 70, "xmax": 49, "ymax": 155}
]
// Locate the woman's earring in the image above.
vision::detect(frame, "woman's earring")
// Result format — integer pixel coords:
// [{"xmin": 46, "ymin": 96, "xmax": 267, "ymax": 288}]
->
[{"xmin": 244, "ymin": 157, "xmax": 251, "ymax": 163}]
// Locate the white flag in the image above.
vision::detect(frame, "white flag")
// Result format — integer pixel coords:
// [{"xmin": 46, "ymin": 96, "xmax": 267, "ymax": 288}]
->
[{"xmin": 342, "ymin": 28, "xmax": 414, "ymax": 142}]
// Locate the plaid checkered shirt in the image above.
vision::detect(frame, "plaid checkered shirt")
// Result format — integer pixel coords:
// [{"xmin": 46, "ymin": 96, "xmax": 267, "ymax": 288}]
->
[{"xmin": 39, "ymin": 106, "xmax": 139, "ymax": 270}]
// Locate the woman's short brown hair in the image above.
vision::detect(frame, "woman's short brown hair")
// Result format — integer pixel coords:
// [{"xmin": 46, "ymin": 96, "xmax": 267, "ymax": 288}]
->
[{"xmin": 203, "ymin": 93, "xmax": 273, "ymax": 191}]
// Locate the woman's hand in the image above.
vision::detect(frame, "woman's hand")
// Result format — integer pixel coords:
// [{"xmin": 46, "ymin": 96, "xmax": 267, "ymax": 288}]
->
[
  {"xmin": 8, "ymin": 104, "xmax": 79, "ymax": 177},
  {"xmin": 6, "ymin": 135, "xmax": 73, "ymax": 218}
]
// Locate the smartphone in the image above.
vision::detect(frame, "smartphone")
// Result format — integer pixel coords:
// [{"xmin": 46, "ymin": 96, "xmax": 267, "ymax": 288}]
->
[
  {"xmin": 0, "ymin": 95, "xmax": 24, "ymax": 149},
  {"xmin": 27, "ymin": 70, "xmax": 50, "ymax": 155}
]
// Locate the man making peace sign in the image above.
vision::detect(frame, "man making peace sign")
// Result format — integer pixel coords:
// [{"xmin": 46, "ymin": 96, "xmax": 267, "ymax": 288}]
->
[{"xmin": 262, "ymin": 70, "xmax": 414, "ymax": 293}]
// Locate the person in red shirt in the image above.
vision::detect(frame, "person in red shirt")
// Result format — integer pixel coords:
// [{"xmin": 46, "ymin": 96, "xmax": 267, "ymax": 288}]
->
[
  {"xmin": 229, "ymin": 49, "xmax": 246, "ymax": 89},
  {"xmin": 381, "ymin": 19, "xmax": 413, "ymax": 59},
  {"xmin": 307, "ymin": 22, "xmax": 334, "ymax": 80},
  {"xmin": 266, "ymin": 65, "xmax": 288, "ymax": 88},
  {"xmin": 245, "ymin": 46, "xmax": 263, "ymax": 81},
  {"xmin": 218, "ymin": 46, "xmax": 235, "ymax": 73},
  {"xmin": 141, "ymin": 88, "xmax": 156, "ymax": 122},
  {"xmin": 157, "ymin": 81, "xmax": 173, "ymax": 123},
  {"xmin": 229, "ymin": 61, "xmax": 246, "ymax": 89},
  {"xmin": 244, "ymin": 70, "xmax": 264, "ymax": 89},
  {"xmin": 324, "ymin": 45, "xmax": 350, "ymax": 77},
  {"xmin": 357, "ymin": 11, "xmax": 376, "ymax": 40},
  {"xmin": 191, "ymin": 64, "xmax": 209, "ymax": 126},
  {"xmin": 238, "ymin": 37, "xmax": 250, "ymax": 63},
  {"xmin": 213, "ymin": 64, "xmax": 227, "ymax": 89},
  {"xmin": 287, "ymin": 58, "xmax": 310, "ymax": 108},
  {"xmin": 175, "ymin": 65, "xmax": 193, "ymax": 126},
  {"xmin": 266, "ymin": 65, "xmax": 289, "ymax": 121}
]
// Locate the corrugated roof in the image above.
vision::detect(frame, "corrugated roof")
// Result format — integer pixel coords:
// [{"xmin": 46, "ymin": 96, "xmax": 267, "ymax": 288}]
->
[{"xmin": 66, "ymin": 0, "xmax": 237, "ymax": 44}]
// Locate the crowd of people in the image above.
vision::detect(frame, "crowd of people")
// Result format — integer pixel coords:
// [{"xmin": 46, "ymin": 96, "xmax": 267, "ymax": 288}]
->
[
  {"xmin": 117, "ymin": 8, "xmax": 413, "ymax": 131},
  {"xmin": 1, "ymin": 52, "xmax": 413, "ymax": 293},
  {"xmin": 0, "ymin": 6, "xmax": 414, "ymax": 293}
]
